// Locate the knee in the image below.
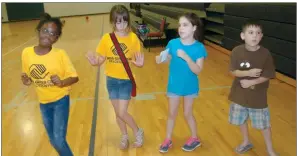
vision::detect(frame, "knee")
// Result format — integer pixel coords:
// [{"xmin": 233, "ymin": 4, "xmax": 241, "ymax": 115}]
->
[
  {"xmin": 114, "ymin": 110, "xmax": 125, "ymax": 120},
  {"xmin": 183, "ymin": 110, "xmax": 193, "ymax": 120},
  {"xmin": 51, "ymin": 135, "xmax": 67, "ymax": 150},
  {"xmin": 49, "ymin": 138, "xmax": 57, "ymax": 148},
  {"xmin": 118, "ymin": 111, "xmax": 127, "ymax": 119},
  {"xmin": 116, "ymin": 115, "xmax": 123, "ymax": 122},
  {"xmin": 168, "ymin": 111, "xmax": 178, "ymax": 120}
]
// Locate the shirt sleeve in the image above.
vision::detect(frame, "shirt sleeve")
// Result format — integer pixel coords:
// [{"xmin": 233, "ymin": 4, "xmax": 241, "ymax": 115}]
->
[
  {"xmin": 61, "ymin": 50, "xmax": 78, "ymax": 78},
  {"xmin": 261, "ymin": 51, "xmax": 276, "ymax": 79},
  {"xmin": 229, "ymin": 48, "xmax": 238, "ymax": 71},
  {"xmin": 196, "ymin": 44, "xmax": 207, "ymax": 60},
  {"xmin": 21, "ymin": 48, "xmax": 29, "ymax": 74},
  {"xmin": 165, "ymin": 40, "xmax": 173, "ymax": 55},
  {"xmin": 96, "ymin": 34, "xmax": 107, "ymax": 57}
]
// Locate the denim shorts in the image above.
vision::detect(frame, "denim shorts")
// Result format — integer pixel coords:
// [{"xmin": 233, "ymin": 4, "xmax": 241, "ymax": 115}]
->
[
  {"xmin": 167, "ymin": 92, "xmax": 198, "ymax": 98},
  {"xmin": 106, "ymin": 76, "xmax": 132, "ymax": 100}
]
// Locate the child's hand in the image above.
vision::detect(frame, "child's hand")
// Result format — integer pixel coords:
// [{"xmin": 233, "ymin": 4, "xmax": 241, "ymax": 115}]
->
[
  {"xmin": 248, "ymin": 68, "xmax": 262, "ymax": 77},
  {"xmin": 86, "ymin": 51, "xmax": 99, "ymax": 66},
  {"xmin": 156, "ymin": 55, "xmax": 161, "ymax": 64},
  {"xmin": 132, "ymin": 52, "xmax": 144, "ymax": 67},
  {"xmin": 50, "ymin": 75, "xmax": 63, "ymax": 87},
  {"xmin": 240, "ymin": 79, "xmax": 254, "ymax": 88},
  {"xmin": 177, "ymin": 49, "xmax": 188, "ymax": 60},
  {"xmin": 21, "ymin": 73, "xmax": 32, "ymax": 86},
  {"xmin": 156, "ymin": 49, "xmax": 169, "ymax": 64}
]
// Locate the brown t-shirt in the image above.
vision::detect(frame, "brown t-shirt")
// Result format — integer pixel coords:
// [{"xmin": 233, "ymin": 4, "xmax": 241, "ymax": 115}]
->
[{"xmin": 228, "ymin": 44, "xmax": 275, "ymax": 109}]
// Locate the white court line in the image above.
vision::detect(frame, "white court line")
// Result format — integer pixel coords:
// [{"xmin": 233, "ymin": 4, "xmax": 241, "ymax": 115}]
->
[
  {"xmin": 2, "ymin": 60, "xmax": 20, "ymax": 70},
  {"xmin": 3, "ymin": 86, "xmax": 231, "ymax": 112},
  {"xmin": 3, "ymin": 97, "xmax": 96, "ymax": 113},
  {"xmin": 2, "ymin": 36, "xmax": 36, "ymax": 57},
  {"xmin": 139, "ymin": 86, "xmax": 231, "ymax": 95}
]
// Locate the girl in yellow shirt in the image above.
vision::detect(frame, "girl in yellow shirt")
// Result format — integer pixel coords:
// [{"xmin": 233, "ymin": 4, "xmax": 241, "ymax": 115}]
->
[
  {"xmin": 21, "ymin": 13, "xmax": 78, "ymax": 156},
  {"xmin": 86, "ymin": 5, "xmax": 144, "ymax": 149}
]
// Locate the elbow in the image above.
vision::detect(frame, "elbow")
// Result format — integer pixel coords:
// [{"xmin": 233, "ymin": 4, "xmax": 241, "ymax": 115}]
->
[
  {"xmin": 230, "ymin": 71, "xmax": 236, "ymax": 77},
  {"xmin": 196, "ymin": 66, "xmax": 203, "ymax": 75},
  {"xmin": 74, "ymin": 77, "xmax": 79, "ymax": 83},
  {"xmin": 259, "ymin": 77, "xmax": 269, "ymax": 83},
  {"xmin": 196, "ymin": 70, "xmax": 201, "ymax": 75},
  {"xmin": 194, "ymin": 69, "xmax": 202, "ymax": 75}
]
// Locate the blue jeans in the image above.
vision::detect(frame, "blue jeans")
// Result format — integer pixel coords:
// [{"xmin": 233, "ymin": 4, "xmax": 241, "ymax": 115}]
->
[
  {"xmin": 106, "ymin": 76, "xmax": 132, "ymax": 100},
  {"xmin": 40, "ymin": 95, "xmax": 73, "ymax": 156}
]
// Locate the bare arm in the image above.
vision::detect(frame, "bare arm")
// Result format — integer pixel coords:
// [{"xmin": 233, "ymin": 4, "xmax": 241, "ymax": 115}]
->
[
  {"xmin": 61, "ymin": 77, "xmax": 79, "ymax": 87},
  {"xmin": 97, "ymin": 55, "xmax": 106, "ymax": 66},
  {"xmin": 231, "ymin": 68, "xmax": 262, "ymax": 78},
  {"xmin": 156, "ymin": 54, "xmax": 171, "ymax": 64},
  {"xmin": 51, "ymin": 75, "xmax": 79, "ymax": 88},
  {"xmin": 250, "ymin": 77, "xmax": 269, "ymax": 85},
  {"xmin": 240, "ymin": 76, "xmax": 269, "ymax": 89},
  {"xmin": 231, "ymin": 70, "xmax": 250, "ymax": 77},
  {"xmin": 184, "ymin": 56, "xmax": 204, "ymax": 75}
]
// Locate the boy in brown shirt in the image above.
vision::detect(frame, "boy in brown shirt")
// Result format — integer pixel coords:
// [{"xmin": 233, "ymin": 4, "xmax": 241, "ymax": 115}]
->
[{"xmin": 228, "ymin": 19, "xmax": 278, "ymax": 156}]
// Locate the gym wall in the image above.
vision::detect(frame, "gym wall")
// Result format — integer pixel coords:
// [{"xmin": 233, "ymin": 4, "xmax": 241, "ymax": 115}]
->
[
  {"xmin": 2, "ymin": 3, "xmax": 8, "ymax": 22},
  {"xmin": 223, "ymin": 3, "xmax": 296, "ymax": 78},
  {"xmin": 2, "ymin": 3, "xmax": 129, "ymax": 22},
  {"xmin": 44, "ymin": 3, "xmax": 129, "ymax": 17}
]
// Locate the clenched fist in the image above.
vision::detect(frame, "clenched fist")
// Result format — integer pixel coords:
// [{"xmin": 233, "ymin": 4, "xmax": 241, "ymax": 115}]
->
[
  {"xmin": 50, "ymin": 75, "xmax": 64, "ymax": 87},
  {"xmin": 21, "ymin": 73, "xmax": 32, "ymax": 86},
  {"xmin": 248, "ymin": 68, "xmax": 262, "ymax": 77}
]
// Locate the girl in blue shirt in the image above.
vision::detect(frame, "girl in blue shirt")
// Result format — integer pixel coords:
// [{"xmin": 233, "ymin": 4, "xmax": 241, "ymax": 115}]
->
[{"xmin": 156, "ymin": 13, "xmax": 207, "ymax": 153}]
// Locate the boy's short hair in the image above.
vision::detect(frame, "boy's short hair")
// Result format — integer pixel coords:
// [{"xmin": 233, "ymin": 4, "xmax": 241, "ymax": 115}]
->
[{"xmin": 242, "ymin": 19, "xmax": 263, "ymax": 32}]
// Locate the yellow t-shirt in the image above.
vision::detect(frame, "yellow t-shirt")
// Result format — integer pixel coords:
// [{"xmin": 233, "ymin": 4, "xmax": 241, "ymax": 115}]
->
[
  {"xmin": 22, "ymin": 46, "xmax": 78, "ymax": 104},
  {"xmin": 96, "ymin": 32, "xmax": 141, "ymax": 79}
]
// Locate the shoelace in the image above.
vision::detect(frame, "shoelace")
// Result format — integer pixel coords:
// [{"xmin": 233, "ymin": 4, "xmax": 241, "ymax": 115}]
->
[
  {"xmin": 121, "ymin": 135, "xmax": 129, "ymax": 145},
  {"xmin": 135, "ymin": 129, "xmax": 143, "ymax": 145},
  {"xmin": 161, "ymin": 139, "xmax": 171, "ymax": 148},
  {"xmin": 185, "ymin": 137, "xmax": 198, "ymax": 146}
]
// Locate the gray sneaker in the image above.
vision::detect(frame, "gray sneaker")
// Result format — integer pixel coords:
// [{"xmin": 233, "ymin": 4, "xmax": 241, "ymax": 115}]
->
[
  {"xmin": 133, "ymin": 128, "xmax": 144, "ymax": 147},
  {"xmin": 159, "ymin": 138, "xmax": 173, "ymax": 153}
]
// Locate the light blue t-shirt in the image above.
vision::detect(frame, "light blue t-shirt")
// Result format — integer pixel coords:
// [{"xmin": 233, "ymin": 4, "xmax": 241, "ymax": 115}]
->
[{"xmin": 166, "ymin": 38, "xmax": 207, "ymax": 96}]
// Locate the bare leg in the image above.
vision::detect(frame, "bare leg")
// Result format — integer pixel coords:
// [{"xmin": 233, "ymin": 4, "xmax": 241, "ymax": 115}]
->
[
  {"xmin": 239, "ymin": 122, "xmax": 251, "ymax": 146},
  {"xmin": 111, "ymin": 100, "xmax": 128, "ymax": 135},
  {"xmin": 165, "ymin": 97, "xmax": 180, "ymax": 139},
  {"xmin": 183, "ymin": 97, "xmax": 197, "ymax": 138},
  {"xmin": 262, "ymin": 128, "xmax": 278, "ymax": 156},
  {"xmin": 111, "ymin": 99, "xmax": 129, "ymax": 149},
  {"xmin": 118, "ymin": 100, "xmax": 143, "ymax": 148}
]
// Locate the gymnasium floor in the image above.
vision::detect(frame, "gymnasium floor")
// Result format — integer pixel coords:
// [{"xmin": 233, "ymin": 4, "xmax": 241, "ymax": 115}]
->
[{"xmin": 2, "ymin": 14, "xmax": 296, "ymax": 156}]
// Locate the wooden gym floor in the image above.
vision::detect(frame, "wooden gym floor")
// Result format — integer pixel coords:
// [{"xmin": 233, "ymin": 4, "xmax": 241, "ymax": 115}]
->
[{"xmin": 2, "ymin": 14, "xmax": 296, "ymax": 156}]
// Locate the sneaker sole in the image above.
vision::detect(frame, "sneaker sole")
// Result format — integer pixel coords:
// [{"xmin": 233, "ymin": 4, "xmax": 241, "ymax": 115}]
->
[
  {"xmin": 159, "ymin": 149, "xmax": 168, "ymax": 153},
  {"xmin": 181, "ymin": 143, "xmax": 201, "ymax": 152},
  {"xmin": 235, "ymin": 144, "xmax": 253, "ymax": 154}
]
